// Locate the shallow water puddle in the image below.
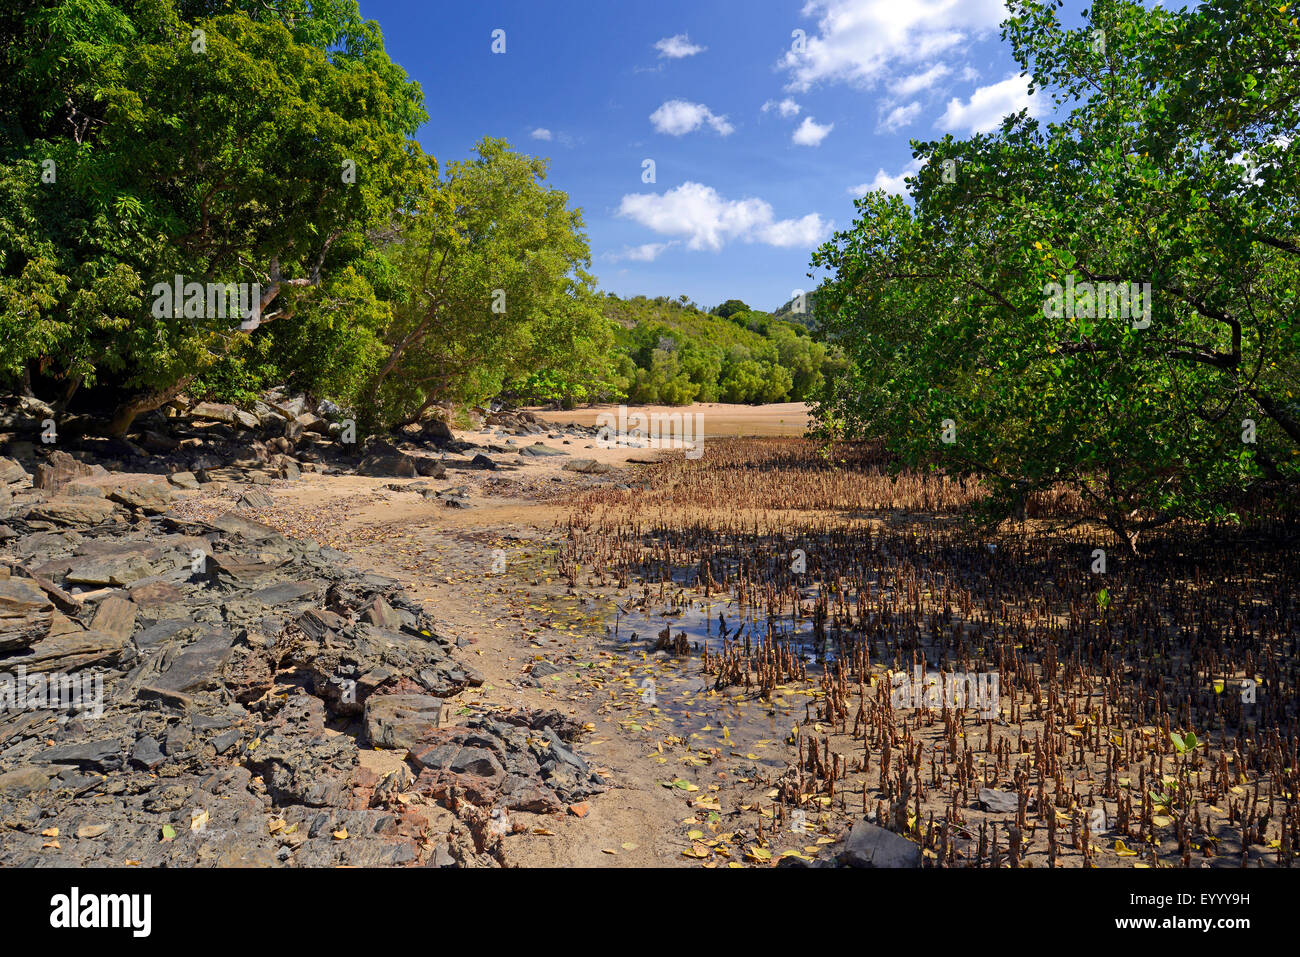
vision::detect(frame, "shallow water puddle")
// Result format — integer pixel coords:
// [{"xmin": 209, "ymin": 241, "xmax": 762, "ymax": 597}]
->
[
  {"xmin": 513, "ymin": 580, "xmax": 815, "ymax": 775},
  {"xmin": 611, "ymin": 600, "xmax": 826, "ymax": 662}
]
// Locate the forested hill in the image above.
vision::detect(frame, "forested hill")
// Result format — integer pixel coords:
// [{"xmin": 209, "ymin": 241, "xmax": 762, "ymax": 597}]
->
[
  {"xmin": 771, "ymin": 292, "xmax": 819, "ymax": 331},
  {"xmin": 593, "ymin": 294, "xmax": 844, "ymax": 407}
]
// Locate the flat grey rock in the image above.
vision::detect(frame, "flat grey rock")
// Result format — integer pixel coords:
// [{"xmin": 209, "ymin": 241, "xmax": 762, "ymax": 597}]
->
[
  {"xmin": 364, "ymin": 693, "xmax": 443, "ymax": 750},
  {"xmin": 839, "ymin": 820, "xmax": 923, "ymax": 868},
  {"xmin": 977, "ymin": 788, "xmax": 1021, "ymax": 813}
]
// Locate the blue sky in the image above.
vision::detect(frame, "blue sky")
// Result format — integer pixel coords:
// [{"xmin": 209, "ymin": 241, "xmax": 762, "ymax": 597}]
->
[{"xmin": 359, "ymin": 0, "xmax": 1096, "ymax": 312}]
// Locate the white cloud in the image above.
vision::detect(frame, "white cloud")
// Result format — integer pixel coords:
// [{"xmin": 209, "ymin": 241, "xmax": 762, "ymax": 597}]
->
[
  {"xmin": 888, "ymin": 63, "xmax": 951, "ymax": 97},
  {"xmin": 879, "ymin": 101, "xmax": 921, "ymax": 132},
  {"xmin": 762, "ymin": 98, "xmax": 803, "ymax": 117},
  {"xmin": 650, "ymin": 99, "xmax": 735, "ymax": 136},
  {"xmin": 937, "ymin": 76, "xmax": 1042, "ymax": 134},
  {"xmin": 655, "ymin": 34, "xmax": 706, "ymax": 58},
  {"xmin": 792, "ymin": 115, "xmax": 834, "ymax": 146},
  {"xmin": 530, "ymin": 128, "xmax": 553, "ymax": 141},
  {"xmin": 848, "ymin": 158, "xmax": 923, "ymax": 198},
  {"xmin": 780, "ymin": 0, "xmax": 1004, "ymax": 91},
  {"xmin": 617, "ymin": 182, "xmax": 832, "ymax": 251},
  {"xmin": 609, "ymin": 242, "xmax": 677, "ymax": 263},
  {"xmin": 759, "ymin": 213, "xmax": 834, "ymax": 247}
]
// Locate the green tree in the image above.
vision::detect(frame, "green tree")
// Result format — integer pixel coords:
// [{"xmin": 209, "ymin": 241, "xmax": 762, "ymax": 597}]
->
[
  {"xmin": 712, "ymin": 298, "xmax": 750, "ymax": 320},
  {"xmin": 812, "ymin": 0, "xmax": 1300, "ymax": 546},
  {"xmin": 0, "ymin": 0, "xmax": 429, "ymax": 434},
  {"xmin": 366, "ymin": 138, "xmax": 604, "ymax": 426}
]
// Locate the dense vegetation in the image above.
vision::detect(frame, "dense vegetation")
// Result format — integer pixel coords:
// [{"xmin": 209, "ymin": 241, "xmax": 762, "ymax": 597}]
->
[
  {"xmin": 0, "ymin": 0, "xmax": 845, "ymax": 431},
  {"xmin": 0, "ymin": 0, "xmax": 617, "ymax": 432},
  {"xmin": 581, "ymin": 294, "xmax": 843, "ymax": 408},
  {"xmin": 7, "ymin": 0, "xmax": 1291, "ymax": 547},
  {"xmin": 810, "ymin": 0, "xmax": 1299, "ymax": 545}
]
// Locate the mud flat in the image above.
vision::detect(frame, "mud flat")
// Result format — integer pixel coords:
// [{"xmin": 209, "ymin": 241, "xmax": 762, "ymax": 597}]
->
[
  {"xmin": 7, "ymin": 392, "xmax": 1292, "ymax": 869},
  {"xmin": 532, "ymin": 402, "xmax": 811, "ymax": 438},
  {"xmin": 0, "ymin": 393, "xmax": 833, "ymax": 868}
]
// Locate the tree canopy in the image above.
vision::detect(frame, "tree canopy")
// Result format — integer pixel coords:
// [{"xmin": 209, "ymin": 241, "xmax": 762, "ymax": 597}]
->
[
  {"xmin": 1, "ymin": 1, "xmax": 619, "ymax": 434},
  {"xmin": 1, "ymin": 0, "xmax": 431, "ymax": 433},
  {"xmin": 811, "ymin": 0, "xmax": 1299, "ymax": 546},
  {"xmin": 365, "ymin": 138, "xmax": 612, "ymax": 426}
]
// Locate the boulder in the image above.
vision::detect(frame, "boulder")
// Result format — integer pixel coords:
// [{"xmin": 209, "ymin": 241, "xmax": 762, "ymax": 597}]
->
[
  {"xmin": 838, "ymin": 820, "xmax": 923, "ymax": 868},
  {"xmin": 519, "ymin": 443, "xmax": 567, "ymax": 458},
  {"xmin": 422, "ymin": 417, "xmax": 455, "ymax": 443},
  {"xmin": 0, "ymin": 766, "xmax": 52, "ymax": 797},
  {"xmin": 0, "ymin": 456, "xmax": 30, "ymax": 485},
  {"xmin": 3, "ymin": 629, "xmax": 129, "ymax": 672},
  {"xmin": 90, "ymin": 595, "xmax": 137, "ymax": 641},
  {"xmin": 25, "ymin": 497, "xmax": 120, "ymax": 525},
  {"xmin": 297, "ymin": 412, "xmax": 329, "ymax": 435},
  {"xmin": 247, "ymin": 581, "xmax": 320, "ymax": 608},
  {"xmin": 129, "ymin": 580, "xmax": 188, "ymax": 618},
  {"xmin": 130, "ymin": 736, "xmax": 166, "ymax": 770},
  {"xmin": 0, "ymin": 577, "xmax": 54, "ymax": 650},
  {"xmin": 977, "ymin": 788, "xmax": 1021, "ymax": 813},
  {"xmin": 237, "ymin": 487, "xmax": 274, "ymax": 510},
  {"xmin": 63, "ymin": 553, "xmax": 155, "ymax": 587},
  {"xmin": 362, "ymin": 596, "xmax": 405, "ymax": 629},
  {"xmin": 34, "ymin": 738, "xmax": 125, "ymax": 771},
  {"xmin": 271, "ymin": 395, "xmax": 308, "ymax": 420},
  {"xmin": 137, "ymin": 431, "xmax": 180, "ymax": 453},
  {"xmin": 364, "ymin": 693, "xmax": 444, "ymax": 749},
  {"xmin": 562, "ymin": 458, "xmax": 614, "ymax": 475},
  {"xmin": 108, "ymin": 479, "xmax": 172, "ymax": 514},
  {"xmin": 410, "ymin": 741, "xmax": 506, "ymax": 786},
  {"xmin": 137, "ymin": 629, "xmax": 235, "ymax": 703},
  {"xmin": 358, "ymin": 453, "xmax": 417, "ymax": 478},
  {"xmin": 190, "ymin": 402, "xmax": 238, "ymax": 424},
  {"xmin": 414, "ymin": 458, "xmax": 446, "ymax": 479},
  {"xmin": 203, "ymin": 552, "xmax": 284, "ymax": 584},
  {"xmin": 63, "ymin": 481, "xmax": 105, "ymax": 498},
  {"xmin": 33, "ymin": 450, "xmax": 103, "ymax": 492},
  {"xmin": 17, "ymin": 396, "xmax": 55, "ymax": 418},
  {"xmin": 297, "ymin": 608, "xmax": 345, "ymax": 641}
]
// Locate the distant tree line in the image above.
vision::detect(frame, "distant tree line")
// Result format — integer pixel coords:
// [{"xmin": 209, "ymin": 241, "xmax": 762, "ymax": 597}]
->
[{"xmin": 584, "ymin": 295, "xmax": 845, "ymax": 408}]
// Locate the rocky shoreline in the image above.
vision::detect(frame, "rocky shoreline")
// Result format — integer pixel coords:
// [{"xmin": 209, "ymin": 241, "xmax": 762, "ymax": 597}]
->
[{"xmin": 0, "ymin": 393, "xmax": 613, "ymax": 867}]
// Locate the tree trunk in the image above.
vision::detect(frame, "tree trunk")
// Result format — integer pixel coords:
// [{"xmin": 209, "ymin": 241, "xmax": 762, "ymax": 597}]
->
[
  {"xmin": 53, "ymin": 374, "xmax": 83, "ymax": 413},
  {"xmin": 397, "ymin": 392, "xmax": 443, "ymax": 428},
  {"xmin": 1250, "ymin": 387, "xmax": 1300, "ymax": 447},
  {"xmin": 107, "ymin": 378, "xmax": 192, "ymax": 438}
]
